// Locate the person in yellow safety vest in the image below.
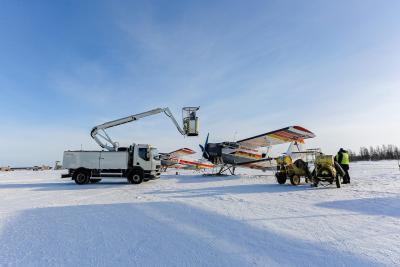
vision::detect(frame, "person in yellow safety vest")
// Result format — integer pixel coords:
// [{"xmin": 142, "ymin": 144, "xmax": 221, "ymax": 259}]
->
[{"xmin": 336, "ymin": 148, "xmax": 350, "ymax": 184}]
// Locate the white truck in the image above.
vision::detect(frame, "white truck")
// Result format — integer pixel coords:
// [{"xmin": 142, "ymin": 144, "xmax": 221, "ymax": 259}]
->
[{"xmin": 62, "ymin": 107, "xmax": 199, "ymax": 185}]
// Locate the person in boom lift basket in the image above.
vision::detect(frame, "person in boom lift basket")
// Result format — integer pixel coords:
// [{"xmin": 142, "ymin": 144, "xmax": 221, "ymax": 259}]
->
[{"xmin": 335, "ymin": 148, "xmax": 350, "ymax": 184}]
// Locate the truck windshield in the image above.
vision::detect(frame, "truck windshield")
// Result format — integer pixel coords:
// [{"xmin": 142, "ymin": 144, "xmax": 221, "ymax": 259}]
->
[{"xmin": 151, "ymin": 148, "xmax": 160, "ymax": 160}]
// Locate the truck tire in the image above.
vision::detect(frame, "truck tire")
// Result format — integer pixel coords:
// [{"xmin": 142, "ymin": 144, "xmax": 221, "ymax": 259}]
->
[
  {"xmin": 290, "ymin": 175, "xmax": 301, "ymax": 186},
  {"xmin": 73, "ymin": 169, "xmax": 90, "ymax": 185},
  {"xmin": 275, "ymin": 172, "xmax": 287, "ymax": 184},
  {"xmin": 128, "ymin": 170, "xmax": 143, "ymax": 184}
]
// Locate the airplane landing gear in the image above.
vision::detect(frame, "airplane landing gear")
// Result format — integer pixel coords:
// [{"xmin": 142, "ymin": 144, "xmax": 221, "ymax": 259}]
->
[
  {"xmin": 218, "ymin": 164, "xmax": 236, "ymax": 175},
  {"xmin": 203, "ymin": 164, "xmax": 236, "ymax": 176}
]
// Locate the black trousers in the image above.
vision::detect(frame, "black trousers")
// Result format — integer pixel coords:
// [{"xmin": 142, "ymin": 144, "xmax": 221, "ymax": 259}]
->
[{"xmin": 340, "ymin": 164, "xmax": 350, "ymax": 183}]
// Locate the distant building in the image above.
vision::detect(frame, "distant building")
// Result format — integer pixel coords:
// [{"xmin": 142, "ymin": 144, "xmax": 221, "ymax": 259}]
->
[{"xmin": 0, "ymin": 166, "xmax": 12, "ymax": 172}]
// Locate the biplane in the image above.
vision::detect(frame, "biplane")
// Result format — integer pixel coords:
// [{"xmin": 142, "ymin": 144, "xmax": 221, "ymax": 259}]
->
[
  {"xmin": 199, "ymin": 126, "xmax": 316, "ymax": 175},
  {"xmin": 160, "ymin": 148, "xmax": 215, "ymax": 171}
]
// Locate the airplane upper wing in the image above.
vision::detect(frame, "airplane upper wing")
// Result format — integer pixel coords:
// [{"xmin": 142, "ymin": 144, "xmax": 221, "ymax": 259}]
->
[
  {"xmin": 161, "ymin": 148, "xmax": 196, "ymax": 159},
  {"xmin": 237, "ymin": 126, "xmax": 315, "ymax": 149}
]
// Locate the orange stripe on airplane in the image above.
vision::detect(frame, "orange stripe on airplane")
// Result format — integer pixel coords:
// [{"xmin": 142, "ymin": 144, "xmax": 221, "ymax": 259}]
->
[
  {"xmin": 269, "ymin": 133, "xmax": 292, "ymax": 142},
  {"xmin": 234, "ymin": 151, "xmax": 262, "ymax": 159},
  {"xmin": 274, "ymin": 130, "xmax": 302, "ymax": 140},
  {"xmin": 178, "ymin": 159, "xmax": 214, "ymax": 168},
  {"xmin": 280, "ymin": 129, "xmax": 307, "ymax": 139},
  {"xmin": 272, "ymin": 131, "xmax": 304, "ymax": 141}
]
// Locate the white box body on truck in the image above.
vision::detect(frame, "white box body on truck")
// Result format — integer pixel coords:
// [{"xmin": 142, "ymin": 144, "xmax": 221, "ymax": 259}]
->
[{"xmin": 62, "ymin": 144, "xmax": 161, "ymax": 185}]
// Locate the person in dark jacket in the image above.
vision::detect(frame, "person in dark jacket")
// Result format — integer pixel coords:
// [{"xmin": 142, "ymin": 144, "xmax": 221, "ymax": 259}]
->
[{"xmin": 336, "ymin": 148, "xmax": 350, "ymax": 184}]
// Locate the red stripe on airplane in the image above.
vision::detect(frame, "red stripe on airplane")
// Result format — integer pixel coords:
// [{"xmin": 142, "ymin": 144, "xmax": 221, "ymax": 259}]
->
[{"xmin": 293, "ymin": 126, "xmax": 313, "ymax": 134}]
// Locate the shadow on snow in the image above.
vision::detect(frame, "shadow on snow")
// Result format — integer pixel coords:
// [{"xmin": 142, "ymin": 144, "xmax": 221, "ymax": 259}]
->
[
  {"xmin": 161, "ymin": 174, "xmax": 242, "ymax": 184},
  {"xmin": 0, "ymin": 180, "xmax": 144, "ymax": 191},
  {"xmin": 0, "ymin": 202, "xmax": 381, "ymax": 267},
  {"xmin": 147, "ymin": 183, "xmax": 322, "ymax": 198},
  {"xmin": 316, "ymin": 197, "xmax": 400, "ymax": 218}
]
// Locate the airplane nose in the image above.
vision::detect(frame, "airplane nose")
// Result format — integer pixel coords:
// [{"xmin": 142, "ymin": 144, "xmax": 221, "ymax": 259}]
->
[
  {"xmin": 199, "ymin": 133, "xmax": 210, "ymax": 159},
  {"xmin": 199, "ymin": 144, "xmax": 209, "ymax": 159},
  {"xmin": 199, "ymin": 144, "xmax": 205, "ymax": 153}
]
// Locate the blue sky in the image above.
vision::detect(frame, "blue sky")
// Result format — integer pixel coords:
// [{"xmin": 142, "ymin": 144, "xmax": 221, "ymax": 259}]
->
[{"xmin": 0, "ymin": 0, "xmax": 399, "ymax": 166}]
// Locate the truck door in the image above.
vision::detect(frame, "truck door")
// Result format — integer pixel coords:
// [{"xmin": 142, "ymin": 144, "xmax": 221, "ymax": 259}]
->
[{"xmin": 135, "ymin": 147, "xmax": 151, "ymax": 170}]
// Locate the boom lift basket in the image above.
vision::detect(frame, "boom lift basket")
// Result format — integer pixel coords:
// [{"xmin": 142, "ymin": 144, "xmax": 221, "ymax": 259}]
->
[{"xmin": 182, "ymin": 107, "xmax": 200, "ymax": 136}]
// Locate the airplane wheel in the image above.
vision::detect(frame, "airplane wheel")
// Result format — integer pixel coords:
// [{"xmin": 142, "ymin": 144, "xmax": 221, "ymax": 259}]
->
[
  {"xmin": 276, "ymin": 172, "xmax": 287, "ymax": 184},
  {"xmin": 290, "ymin": 175, "xmax": 301, "ymax": 186}
]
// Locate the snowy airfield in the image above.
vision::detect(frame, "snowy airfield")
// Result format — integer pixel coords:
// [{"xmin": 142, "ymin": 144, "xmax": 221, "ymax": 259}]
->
[{"xmin": 0, "ymin": 161, "xmax": 399, "ymax": 267}]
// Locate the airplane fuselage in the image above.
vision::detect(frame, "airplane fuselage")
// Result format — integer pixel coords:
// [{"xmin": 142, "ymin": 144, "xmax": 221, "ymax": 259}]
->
[{"xmin": 205, "ymin": 142, "xmax": 266, "ymax": 165}]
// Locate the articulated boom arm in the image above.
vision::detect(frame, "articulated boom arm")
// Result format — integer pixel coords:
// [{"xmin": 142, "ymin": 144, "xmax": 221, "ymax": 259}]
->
[{"xmin": 91, "ymin": 107, "xmax": 187, "ymax": 151}]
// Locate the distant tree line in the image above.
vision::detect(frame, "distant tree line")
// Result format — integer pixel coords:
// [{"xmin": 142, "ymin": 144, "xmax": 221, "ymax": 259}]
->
[{"xmin": 348, "ymin": 145, "xmax": 400, "ymax": 161}]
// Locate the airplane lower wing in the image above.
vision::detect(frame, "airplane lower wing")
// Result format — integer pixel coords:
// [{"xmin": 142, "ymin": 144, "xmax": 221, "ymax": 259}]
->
[
  {"xmin": 162, "ymin": 159, "xmax": 215, "ymax": 170},
  {"xmin": 178, "ymin": 159, "xmax": 215, "ymax": 169},
  {"xmin": 235, "ymin": 157, "xmax": 277, "ymax": 170},
  {"xmin": 237, "ymin": 126, "xmax": 315, "ymax": 149},
  {"xmin": 161, "ymin": 147, "xmax": 214, "ymax": 171}
]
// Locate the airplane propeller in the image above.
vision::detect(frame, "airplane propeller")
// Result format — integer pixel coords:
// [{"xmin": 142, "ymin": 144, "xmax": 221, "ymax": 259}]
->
[{"xmin": 199, "ymin": 133, "xmax": 210, "ymax": 159}]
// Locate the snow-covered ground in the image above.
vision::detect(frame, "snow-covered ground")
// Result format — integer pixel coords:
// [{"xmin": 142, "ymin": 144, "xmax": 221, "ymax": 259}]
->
[{"xmin": 0, "ymin": 161, "xmax": 399, "ymax": 266}]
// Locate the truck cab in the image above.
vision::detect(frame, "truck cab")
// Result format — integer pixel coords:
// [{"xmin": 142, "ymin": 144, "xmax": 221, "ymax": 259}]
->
[{"xmin": 132, "ymin": 144, "xmax": 161, "ymax": 180}]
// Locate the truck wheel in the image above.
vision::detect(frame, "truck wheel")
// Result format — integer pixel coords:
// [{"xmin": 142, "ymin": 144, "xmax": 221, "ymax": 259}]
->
[
  {"xmin": 74, "ymin": 170, "xmax": 90, "ymax": 185},
  {"xmin": 128, "ymin": 171, "xmax": 143, "ymax": 184},
  {"xmin": 90, "ymin": 179, "xmax": 101, "ymax": 184},
  {"xmin": 335, "ymin": 175, "xmax": 341, "ymax": 188},
  {"xmin": 290, "ymin": 175, "xmax": 301, "ymax": 186},
  {"xmin": 275, "ymin": 172, "xmax": 287, "ymax": 184}
]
